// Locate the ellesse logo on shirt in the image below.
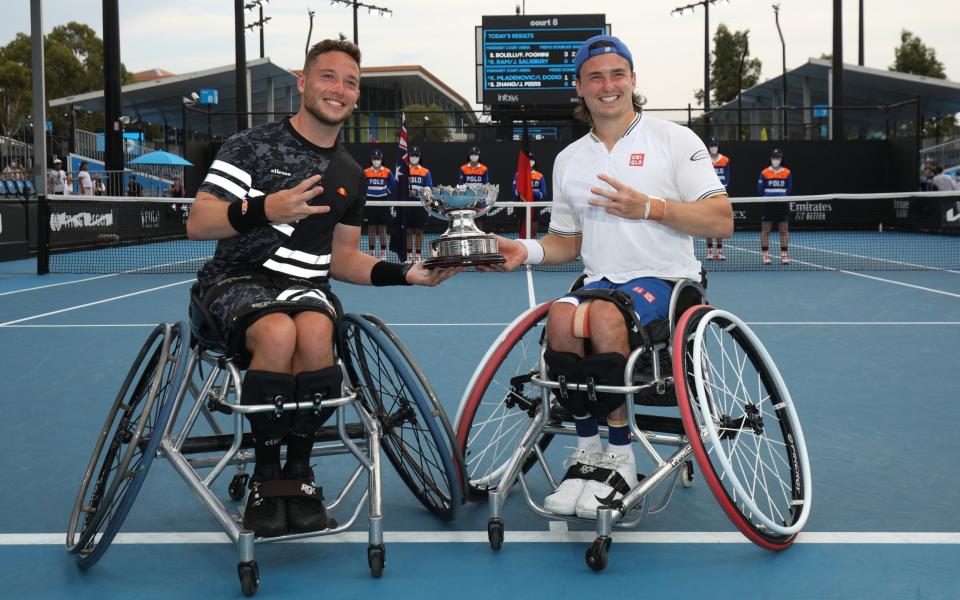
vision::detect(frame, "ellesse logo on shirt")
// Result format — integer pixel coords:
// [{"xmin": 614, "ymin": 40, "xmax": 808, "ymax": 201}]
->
[{"xmin": 629, "ymin": 153, "xmax": 645, "ymax": 166}]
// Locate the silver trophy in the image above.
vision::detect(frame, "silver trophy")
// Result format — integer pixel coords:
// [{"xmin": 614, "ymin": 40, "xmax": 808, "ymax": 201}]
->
[{"xmin": 419, "ymin": 184, "xmax": 506, "ymax": 268}]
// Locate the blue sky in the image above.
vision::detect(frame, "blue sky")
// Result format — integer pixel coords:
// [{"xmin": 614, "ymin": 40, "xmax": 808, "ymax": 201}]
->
[{"xmin": 4, "ymin": 0, "xmax": 958, "ymax": 111}]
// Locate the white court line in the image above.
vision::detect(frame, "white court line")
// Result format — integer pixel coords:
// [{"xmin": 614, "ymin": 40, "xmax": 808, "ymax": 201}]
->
[
  {"xmin": 0, "ymin": 274, "xmax": 118, "ymax": 297},
  {"xmin": 789, "ymin": 243, "xmax": 960, "ymax": 275},
  {"xmin": 4, "ymin": 531, "xmax": 959, "ymax": 545},
  {"xmin": 0, "ymin": 279, "xmax": 194, "ymax": 327},
  {"xmin": 0, "ymin": 257, "xmax": 211, "ymax": 297},
  {"xmin": 724, "ymin": 244, "xmax": 960, "ymax": 299}
]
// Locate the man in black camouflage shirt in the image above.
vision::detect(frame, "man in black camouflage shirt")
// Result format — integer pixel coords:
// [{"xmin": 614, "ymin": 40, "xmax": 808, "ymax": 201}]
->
[{"xmin": 187, "ymin": 39, "xmax": 459, "ymax": 537}]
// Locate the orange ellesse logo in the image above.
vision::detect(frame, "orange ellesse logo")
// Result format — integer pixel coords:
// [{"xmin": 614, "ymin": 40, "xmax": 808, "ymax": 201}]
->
[
  {"xmin": 629, "ymin": 153, "xmax": 645, "ymax": 167},
  {"xmin": 337, "ymin": 187, "xmax": 347, "ymax": 197},
  {"xmin": 240, "ymin": 199, "xmax": 249, "ymax": 214}
]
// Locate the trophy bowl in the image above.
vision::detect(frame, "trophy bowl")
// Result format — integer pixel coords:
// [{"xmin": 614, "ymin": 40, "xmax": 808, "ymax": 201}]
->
[{"xmin": 419, "ymin": 184, "xmax": 506, "ymax": 268}]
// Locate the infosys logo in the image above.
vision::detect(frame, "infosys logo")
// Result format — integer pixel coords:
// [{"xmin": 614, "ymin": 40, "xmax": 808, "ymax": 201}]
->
[{"xmin": 498, "ymin": 93, "xmax": 519, "ymax": 102}]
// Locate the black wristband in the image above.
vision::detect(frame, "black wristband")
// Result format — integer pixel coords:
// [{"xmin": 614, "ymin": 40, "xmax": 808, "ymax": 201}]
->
[
  {"xmin": 226, "ymin": 196, "xmax": 268, "ymax": 234},
  {"xmin": 370, "ymin": 261, "xmax": 413, "ymax": 286}
]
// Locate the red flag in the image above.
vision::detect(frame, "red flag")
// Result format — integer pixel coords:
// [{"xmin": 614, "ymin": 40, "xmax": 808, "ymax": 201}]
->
[{"xmin": 516, "ymin": 123, "xmax": 533, "ymax": 238}]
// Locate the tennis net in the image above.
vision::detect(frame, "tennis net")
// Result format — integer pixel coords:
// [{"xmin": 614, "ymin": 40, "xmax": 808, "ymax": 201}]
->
[{"xmin": 36, "ymin": 192, "xmax": 960, "ymax": 274}]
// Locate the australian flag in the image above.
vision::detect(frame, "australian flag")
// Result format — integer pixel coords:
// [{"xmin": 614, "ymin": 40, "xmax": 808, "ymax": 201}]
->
[{"xmin": 389, "ymin": 110, "xmax": 409, "ymax": 261}]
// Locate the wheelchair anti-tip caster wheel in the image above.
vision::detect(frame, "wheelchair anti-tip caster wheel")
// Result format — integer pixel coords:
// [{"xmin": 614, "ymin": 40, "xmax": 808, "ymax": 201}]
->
[
  {"xmin": 237, "ymin": 560, "xmax": 259, "ymax": 597},
  {"xmin": 680, "ymin": 460, "xmax": 695, "ymax": 488},
  {"xmin": 585, "ymin": 537, "xmax": 611, "ymax": 572},
  {"xmin": 488, "ymin": 518, "xmax": 504, "ymax": 551},
  {"xmin": 368, "ymin": 544, "xmax": 386, "ymax": 578},
  {"xmin": 228, "ymin": 473, "xmax": 249, "ymax": 501}
]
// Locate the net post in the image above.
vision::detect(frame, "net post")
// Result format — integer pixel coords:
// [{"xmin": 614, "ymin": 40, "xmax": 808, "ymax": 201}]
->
[{"xmin": 36, "ymin": 193, "xmax": 49, "ymax": 275}]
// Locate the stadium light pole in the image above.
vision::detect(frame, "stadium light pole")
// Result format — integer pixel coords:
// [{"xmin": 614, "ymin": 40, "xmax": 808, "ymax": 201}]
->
[
  {"xmin": 737, "ymin": 31, "xmax": 749, "ymax": 140},
  {"xmin": 858, "ymin": 0, "xmax": 864, "ymax": 66},
  {"xmin": 244, "ymin": 0, "xmax": 272, "ymax": 59},
  {"xmin": 671, "ymin": 0, "xmax": 729, "ymax": 137},
  {"xmin": 773, "ymin": 3, "xmax": 787, "ymax": 139},
  {"xmin": 330, "ymin": 0, "xmax": 393, "ymax": 142}
]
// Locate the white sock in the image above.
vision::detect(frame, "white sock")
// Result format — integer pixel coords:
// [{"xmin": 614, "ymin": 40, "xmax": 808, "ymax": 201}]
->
[{"xmin": 577, "ymin": 434, "xmax": 602, "ymax": 452}]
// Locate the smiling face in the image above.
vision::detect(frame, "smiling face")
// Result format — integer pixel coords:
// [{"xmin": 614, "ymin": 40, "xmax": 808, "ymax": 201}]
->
[
  {"xmin": 298, "ymin": 50, "xmax": 360, "ymax": 127},
  {"xmin": 575, "ymin": 53, "xmax": 637, "ymax": 125}
]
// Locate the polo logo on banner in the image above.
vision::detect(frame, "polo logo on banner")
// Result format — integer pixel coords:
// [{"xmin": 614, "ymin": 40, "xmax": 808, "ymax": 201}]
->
[{"xmin": 629, "ymin": 153, "xmax": 645, "ymax": 167}]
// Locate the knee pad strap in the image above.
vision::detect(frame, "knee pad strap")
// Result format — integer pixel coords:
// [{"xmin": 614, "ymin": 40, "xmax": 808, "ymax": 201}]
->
[
  {"xmin": 578, "ymin": 352, "xmax": 627, "ymax": 418},
  {"xmin": 291, "ymin": 366, "xmax": 342, "ymax": 436},
  {"xmin": 242, "ymin": 370, "xmax": 296, "ymax": 441},
  {"xmin": 544, "ymin": 348, "xmax": 586, "ymax": 415},
  {"xmin": 571, "ymin": 300, "xmax": 593, "ymax": 339}
]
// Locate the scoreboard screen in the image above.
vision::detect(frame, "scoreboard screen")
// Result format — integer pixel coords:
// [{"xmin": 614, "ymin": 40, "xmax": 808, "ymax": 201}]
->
[{"xmin": 476, "ymin": 14, "xmax": 607, "ymax": 108}]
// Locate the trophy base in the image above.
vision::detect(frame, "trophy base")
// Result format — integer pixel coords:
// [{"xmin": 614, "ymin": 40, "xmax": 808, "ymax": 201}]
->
[{"xmin": 423, "ymin": 253, "xmax": 506, "ymax": 269}]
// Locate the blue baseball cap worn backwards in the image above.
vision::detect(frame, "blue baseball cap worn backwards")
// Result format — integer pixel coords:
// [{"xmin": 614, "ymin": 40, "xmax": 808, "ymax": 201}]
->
[{"xmin": 574, "ymin": 35, "xmax": 634, "ymax": 78}]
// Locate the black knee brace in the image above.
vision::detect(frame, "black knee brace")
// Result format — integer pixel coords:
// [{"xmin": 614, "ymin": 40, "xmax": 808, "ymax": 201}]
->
[
  {"xmin": 241, "ymin": 370, "xmax": 296, "ymax": 442},
  {"xmin": 578, "ymin": 352, "xmax": 627, "ymax": 418},
  {"xmin": 291, "ymin": 366, "xmax": 342, "ymax": 436},
  {"xmin": 544, "ymin": 348, "xmax": 586, "ymax": 415}
]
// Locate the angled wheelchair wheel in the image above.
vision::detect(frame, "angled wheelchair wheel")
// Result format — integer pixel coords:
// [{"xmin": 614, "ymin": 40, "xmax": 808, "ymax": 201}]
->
[
  {"xmin": 66, "ymin": 322, "xmax": 188, "ymax": 567},
  {"xmin": 455, "ymin": 301, "xmax": 555, "ymax": 501},
  {"xmin": 339, "ymin": 314, "xmax": 461, "ymax": 520},
  {"xmin": 673, "ymin": 305, "xmax": 812, "ymax": 550}
]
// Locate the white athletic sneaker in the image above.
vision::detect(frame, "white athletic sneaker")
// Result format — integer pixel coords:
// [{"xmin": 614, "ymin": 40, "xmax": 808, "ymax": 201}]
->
[
  {"xmin": 574, "ymin": 447, "xmax": 639, "ymax": 519},
  {"xmin": 543, "ymin": 446, "xmax": 602, "ymax": 515},
  {"xmin": 716, "ymin": 250, "xmax": 725, "ymax": 261},
  {"xmin": 780, "ymin": 251, "xmax": 790, "ymax": 265},
  {"xmin": 762, "ymin": 252, "xmax": 772, "ymax": 265},
  {"xmin": 706, "ymin": 248, "xmax": 716, "ymax": 260}
]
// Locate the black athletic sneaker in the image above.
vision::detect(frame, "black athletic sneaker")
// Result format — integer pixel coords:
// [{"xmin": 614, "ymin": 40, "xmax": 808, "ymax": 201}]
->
[
  {"xmin": 282, "ymin": 461, "xmax": 337, "ymax": 533},
  {"xmin": 243, "ymin": 466, "xmax": 287, "ymax": 538}
]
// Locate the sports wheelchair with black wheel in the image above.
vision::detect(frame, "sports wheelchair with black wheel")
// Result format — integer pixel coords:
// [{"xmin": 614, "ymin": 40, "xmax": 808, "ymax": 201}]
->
[
  {"xmin": 454, "ymin": 277, "xmax": 812, "ymax": 570},
  {"xmin": 66, "ymin": 287, "xmax": 463, "ymax": 596}
]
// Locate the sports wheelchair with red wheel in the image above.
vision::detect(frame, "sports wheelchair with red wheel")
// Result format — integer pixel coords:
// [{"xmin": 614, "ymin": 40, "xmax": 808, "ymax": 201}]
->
[
  {"xmin": 454, "ymin": 277, "xmax": 811, "ymax": 571},
  {"xmin": 66, "ymin": 286, "xmax": 463, "ymax": 596}
]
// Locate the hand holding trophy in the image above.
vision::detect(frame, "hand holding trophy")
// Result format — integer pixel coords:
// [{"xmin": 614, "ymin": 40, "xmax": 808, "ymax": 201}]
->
[{"xmin": 418, "ymin": 184, "xmax": 506, "ymax": 268}]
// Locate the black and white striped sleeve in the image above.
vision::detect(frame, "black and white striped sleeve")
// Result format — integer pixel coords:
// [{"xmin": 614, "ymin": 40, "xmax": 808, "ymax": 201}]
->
[{"xmin": 198, "ymin": 137, "xmax": 254, "ymax": 202}]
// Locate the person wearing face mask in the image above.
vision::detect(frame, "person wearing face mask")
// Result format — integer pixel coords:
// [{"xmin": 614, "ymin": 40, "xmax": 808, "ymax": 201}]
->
[
  {"xmin": 705, "ymin": 138, "xmax": 729, "ymax": 260},
  {"xmin": 512, "ymin": 152, "xmax": 548, "ymax": 238},
  {"xmin": 404, "ymin": 146, "xmax": 433, "ymax": 262},
  {"xmin": 363, "ymin": 149, "xmax": 396, "ymax": 259},
  {"xmin": 757, "ymin": 148, "xmax": 792, "ymax": 265},
  {"xmin": 459, "ymin": 146, "xmax": 489, "ymax": 185}
]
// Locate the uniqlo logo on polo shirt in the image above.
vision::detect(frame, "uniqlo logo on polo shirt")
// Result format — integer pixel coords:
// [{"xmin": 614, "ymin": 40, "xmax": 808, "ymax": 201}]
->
[{"xmin": 629, "ymin": 153, "xmax": 645, "ymax": 166}]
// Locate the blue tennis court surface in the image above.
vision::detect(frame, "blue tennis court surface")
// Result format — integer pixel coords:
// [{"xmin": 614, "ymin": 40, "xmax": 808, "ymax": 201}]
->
[{"xmin": 1, "ymin": 265, "xmax": 959, "ymax": 599}]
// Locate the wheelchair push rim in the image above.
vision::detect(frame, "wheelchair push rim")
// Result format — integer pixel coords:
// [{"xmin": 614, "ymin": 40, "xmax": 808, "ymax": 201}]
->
[
  {"xmin": 455, "ymin": 301, "xmax": 555, "ymax": 501},
  {"xmin": 673, "ymin": 305, "xmax": 812, "ymax": 549},
  {"xmin": 66, "ymin": 322, "xmax": 187, "ymax": 566},
  {"xmin": 339, "ymin": 314, "xmax": 461, "ymax": 520}
]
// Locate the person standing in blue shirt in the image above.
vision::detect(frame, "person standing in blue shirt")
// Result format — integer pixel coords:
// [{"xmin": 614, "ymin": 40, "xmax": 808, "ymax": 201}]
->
[
  {"xmin": 405, "ymin": 147, "xmax": 433, "ymax": 262},
  {"xmin": 706, "ymin": 138, "xmax": 730, "ymax": 261},
  {"xmin": 757, "ymin": 148, "xmax": 792, "ymax": 265},
  {"xmin": 459, "ymin": 146, "xmax": 489, "ymax": 185},
  {"xmin": 512, "ymin": 152, "xmax": 548, "ymax": 238},
  {"xmin": 363, "ymin": 149, "xmax": 396, "ymax": 260}
]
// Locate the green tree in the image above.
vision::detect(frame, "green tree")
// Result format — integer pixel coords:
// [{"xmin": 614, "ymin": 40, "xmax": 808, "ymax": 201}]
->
[
  {"xmin": 890, "ymin": 30, "xmax": 946, "ymax": 79},
  {"xmin": 403, "ymin": 103, "xmax": 451, "ymax": 143},
  {"xmin": 694, "ymin": 24, "xmax": 762, "ymax": 106},
  {"xmin": 0, "ymin": 22, "xmax": 135, "ymax": 137}
]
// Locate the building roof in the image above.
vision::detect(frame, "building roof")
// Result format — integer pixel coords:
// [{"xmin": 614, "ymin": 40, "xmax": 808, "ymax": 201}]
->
[
  {"xmin": 712, "ymin": 58, "xmax": 960, "ymax": 135},
  {"xmin": 50, "ymin": 58, "xmax": 477, "ymax": 138},
  {"xmin": 132, "ymin": 68, "xmax": 176, "ymax": 83}
]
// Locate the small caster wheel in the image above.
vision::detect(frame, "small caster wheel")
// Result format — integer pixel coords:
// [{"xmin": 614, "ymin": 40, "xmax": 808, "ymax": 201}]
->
[
  {"xmin": 487, "ymin": 518, "xmax": 504, "ymax": 551},
  {"xmin": 680, "ymin": 460, "xmax": 694, "ymax": 488},
  {"xmin": 229, "ymin": 473, "xmax": 250, "ymax": 501},
  {"xmin": 368, "ymin": 544, "xmax": 385, "ymax": 578},
  {"xmin": 585, "ymin": 537, "xmax": 611, "ymax": 572},
  {"xmin": 237, "ymin": 560, "xmax": 259, "ymax": 597}
]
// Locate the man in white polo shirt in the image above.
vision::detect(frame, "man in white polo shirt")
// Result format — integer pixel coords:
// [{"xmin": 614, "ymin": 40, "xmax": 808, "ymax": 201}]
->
[{"xmin": 489, "ymin": 34, "xmax": 733, "ymax": 518}]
